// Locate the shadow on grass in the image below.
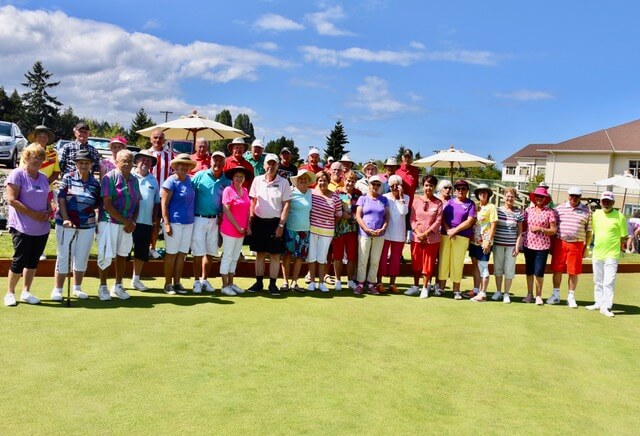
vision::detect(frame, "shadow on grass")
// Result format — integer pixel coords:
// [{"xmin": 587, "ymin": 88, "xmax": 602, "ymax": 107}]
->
[{"xmin": 38, "ymin": 294, "xmax": 235, "ymax": 309}]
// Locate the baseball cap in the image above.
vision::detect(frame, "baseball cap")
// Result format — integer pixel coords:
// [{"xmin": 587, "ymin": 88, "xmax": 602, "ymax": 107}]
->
[
  {"xmin": 600, "ymin": 191, "xmax": 615, "ymax": 201},
  {"xmin": 567, "ymin": 186, "xmax": 582, "ymax": 196}
]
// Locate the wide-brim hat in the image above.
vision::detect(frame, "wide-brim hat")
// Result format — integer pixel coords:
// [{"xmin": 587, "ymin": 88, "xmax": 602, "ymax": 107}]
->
[
  {"xmin": 27, "ymin": 125, "xmax": 55, "ymax": 144},
  {"xmin": 362, "ymin": 160, "xmax": 377, "ymax": 171},
  {"xmin": 340, "ymin": 154, "xmax": 354, "ymax": 164},
  {"xmin": 228, "ymin": 137, "xmax": 249, "ymax": 153},
  {"xmin": 74, "ymin": 149, "xmax": 94, "ymax": 163},
  {"xmin": 170, "ymin": 153, "xmax": 197, "ymax": 169},
  {"xmin": 474, "ymin": 183, "xmax": 493, "ymax": 200},
  {"xmin": 291, "ymin": 169, "xmax": 316, "ymax": 187},
  {"xmin": 529, "ymin": 186, "xmax": 551, "ymax": 206},
  {"xmin": 224, "ymin": 165, "xmax": 252, "ymax": 181},
  {"xmin": 384, "ymin": 157, "xmax": 399, "ymax": 167},
  {"xmin": 134, "ymin": 149, "xmax": 158, "ymax": 168}
]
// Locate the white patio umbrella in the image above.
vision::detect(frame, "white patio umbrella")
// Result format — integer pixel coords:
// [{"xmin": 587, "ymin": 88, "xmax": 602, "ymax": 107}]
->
[
  {"xmin": 137, "ymin": 110, "xmax": 248, "ymax": 142},
  {"xmin": 594, "ymin": 171, "xmax": 640, "ymax": 207},
  {"xmin": 413, "ymin": 145, "xmax": 494, "ymax": 179}
]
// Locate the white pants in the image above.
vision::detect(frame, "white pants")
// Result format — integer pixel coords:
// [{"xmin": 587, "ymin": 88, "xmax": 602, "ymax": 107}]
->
[
  {"xmin": 307, "ymin": 233, "xmax": 332, "ymax": 264},
  {"xmin": 55, "ymin": 226, "xmax": 95, "ymax": 274},
  {"xmin": 592, "ymin": 258, "xmax": 618, "ymax": 309},
  {"xmin": 357, "ymin": 235, "xmax": 385, "ymax": 283},
  {"xmin": 191, "ymin": 216, "xmax": 219, "ymax": 256},
  {"xmin": 220, "ymin": 234, "xmax": 244, "ymax": 275},
  {"xmin": 165, "ymin": 223, "xmax": 194, "ymax": 254}
]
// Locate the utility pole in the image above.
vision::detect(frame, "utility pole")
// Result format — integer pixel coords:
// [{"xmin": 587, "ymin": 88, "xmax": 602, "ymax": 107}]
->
[{"xmin": 160, "ymin": 111, "xmax": 173, "ymax": 122}]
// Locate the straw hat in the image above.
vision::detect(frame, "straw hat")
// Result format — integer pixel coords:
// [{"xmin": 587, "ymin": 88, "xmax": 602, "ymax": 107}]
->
[
  {"xmin": 170, "ymin": 153, "xmax": 196, "ymax": 169},
  {"xmin": 291, "ymin": 169, "xmax": 317, "ymax": 187},
  {"xmin": 27, "ymin": 125, "xmax": 55, "ymax": 144}
]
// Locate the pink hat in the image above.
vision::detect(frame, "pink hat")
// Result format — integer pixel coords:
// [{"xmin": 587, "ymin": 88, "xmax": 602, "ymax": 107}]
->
[
  {"xmin": 109, "ymin": 135, "xmax": 128, "ymax": 147},
  {"xmin": 529, "ymin": 186, "xmax": 551, "ymax": 206}
]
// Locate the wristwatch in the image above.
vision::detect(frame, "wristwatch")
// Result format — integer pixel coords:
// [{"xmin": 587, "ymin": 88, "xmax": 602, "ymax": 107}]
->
[{"xmin": 278, "ymin": 223, "xmax": 284, "ymax": 228}]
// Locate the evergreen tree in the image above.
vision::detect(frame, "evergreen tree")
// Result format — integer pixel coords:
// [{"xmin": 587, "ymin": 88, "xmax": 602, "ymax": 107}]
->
[
  {"xmin": 212, "ymin": 109, "xmax": 234, "ymax": 153},
  {"xmin": 56, "ymin": 106, "xmax": 80, "ymax": 140},
  {"xmin": 127, "ymin": 107, "xmax": 154, "ymax": 147},
  {"xmin": 21, "ymin": 61, "xmax": 62, "ymax": 131},
  {"xmin": 1, "ymin": 89, "xmax": 25, "ymax": 126},
  {"xmin": 233, "ymin": 113, "xmax": 255, "ymax": 143},
  {"xmin": 265, "ymin": 136, "xmax": 300, "ymax": 164},
  {"xmin": 324, "ymin": 120, "xmax": 349, "ymax": 161}
]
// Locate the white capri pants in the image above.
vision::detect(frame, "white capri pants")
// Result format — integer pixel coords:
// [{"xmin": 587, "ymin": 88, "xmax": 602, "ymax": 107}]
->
[
  {"xmin": 307, "ymin": 233, "xmax": 332, "ymax": 264},
  {"xmin": 357, "ymin": 234, "xmax": 385, "ymax": 283},
  {"xmin": 191, "ymin": 216, "xmax": 219, "ymax": 257},
  {"xmin": 220, "ymin": 234, "xmax": 244, "ymax": 275},
  {"xmin": 165, "ymin": 223, "xmax": 194, "ymax": 254},
  {"xmin": 492, "ymin": 245, "xmax": 517, "ymax": 279},
  {"xmin": 98, "ymin": 222, "xmax": 133, "ymax": 258},
  {"xmin": 55, "ymin": 226, "xmax": 95, "ymax": 274}
]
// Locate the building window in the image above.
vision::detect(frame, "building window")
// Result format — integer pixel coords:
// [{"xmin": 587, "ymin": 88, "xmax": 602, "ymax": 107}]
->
[
  {"xmin": 536, "ymin": 167, "xmax": 546, "ymax": 176},
  {"xmin": 519, "ymin": 166, "xmax": 530, "ymax": 176},
  {"xmin": 629, "ymin": 160, "xmax": 640, "ymax": 178},
  {"xmin": 505, "ymin": 166, "xmax": 516, "ymax": 175}
]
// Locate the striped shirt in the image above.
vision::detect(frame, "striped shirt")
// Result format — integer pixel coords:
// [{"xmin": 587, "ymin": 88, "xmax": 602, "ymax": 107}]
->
[
  {"xmin": 55, "ymin": 171, "xmax": 101, "ymax": 229},
  {"xmin": 494, "ymin": 206, "xmax": 523, "ymax": 246},
  {"xmin": 149, "ymin": 148, "xmax": 174, "ymax": 188},
  {"xmin": 59, "ymin": 141, "xmax": 101, "ymax": 174},
  {"xmin": 555, "ymin": 201, "xmax": 591, "ymax": 242},
  {"xmin": 309, "ymin": 190, "xmax": 342, "ymax": 237},
  {"xmin": 100, "ymin": 170, "xmax": 141, "ymax": 223}
]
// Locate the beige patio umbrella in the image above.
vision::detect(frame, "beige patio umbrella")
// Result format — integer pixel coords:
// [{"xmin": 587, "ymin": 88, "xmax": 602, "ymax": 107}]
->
[
  {"xmin": 413, "ymin": 145, "xmax": 494, "ymax": 180},
  {"xmin": 594, "ymin": 171, "xmax": 640, "ymax": 208},
  {"xmin": 137, "ymin": 110, "xmax": 248, "ymax": 141}
]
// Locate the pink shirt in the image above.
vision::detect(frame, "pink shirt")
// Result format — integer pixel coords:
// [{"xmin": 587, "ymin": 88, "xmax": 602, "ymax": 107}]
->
[
  {"xmin": 410, "ymin": 195, "xmax": 443, "ymax": 244},
  {"xmin": 523, "ymin": 206, "xmax": 556, "ymax": 250},
  {"xmin": 220, "ymin": 185, "xmax": 250, "ymax": 238}
]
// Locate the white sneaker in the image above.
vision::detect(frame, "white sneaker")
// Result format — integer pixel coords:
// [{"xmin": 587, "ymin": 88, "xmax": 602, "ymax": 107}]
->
[
  {"xmin": 546, "ymin": 292, "xmax": 561, "ymax": 305},
  {"xmin": 193, "ymin": 281, "xmax": 202, "ymax": 294},
  {"xmin": 404, "ymin": 285, "xmax": 420, "ymax": 296},
  {"xmin": 491, "ymin": 291, "xmax": 503, "ymax": 301},
  {"xmin": 73, "ymin": 289, "xmax": 89, "ymax": 299},
  {"xmin": 433, "ymin": 286, "xmax": 443, "ymax": 296},
  {"xmin": 348, "ymin": 280, "xmax": 357, "ymax": 290},
  {"xmin": 110, "ymin": 285, "xmax": 130, "ymax": 300},
  {"xmin": 585, "ymin": 304, "xmax": 600, "ymax": 311},
  {"xmin": 307, "ymin": 282, "xmax": 316, "ymax": 292},
  {"xmin": 131, "ymin": 279, "xmax": 148, "ymax": 291},
  {"xmin": 334, "ymin": 281, "xmax": 342, "ymax": 291},
  {"xmin": 231, "ymin": 284, "xmax": 245, "ymax": 295},
  {"xmin": 419, "ymin": 287, "xmax": 429, "ymax": 299},
  {"xmin": 318, "ymin": 283, "xmax": 329, "ymax": 293},
  {"xmin": 98, "ymin": 285, "xmax": 111, "ymax": 301},
  {"xmin": 149, "ymin": 249, "xmax": 161, "ymax": 259},
  {"xmin": 470, "ymin": 292, "xmax": 487, "ymax": 302},
  {"xmin": 20, "ymin": 291, "xmax": 40, "ymax": 304},
  {"xmin": 39, "ymin": 254, "xmax": 47, "ymax": 261},
  {"xmin": 567, "ymin": 295, "xmax": 578, "ymax": 308},
  {"xmin": 503, "ymin": 293, "xmax": 511, "ymax": 304},
  {"xmin": 201, "ymin": 280, "xmax": 216, "ymax": 293},
  {"xmin": 304, "ymin": 272, "xmax": 311, "ymax": 283},
  {"xmin": 4, "ymin": 293, "xmax": 17, "ymax": 306},
  {"xmin": 600, "ymin": 308, "xmax": 615, "ymax": 317},
  {"xmin": 51, "ymin": 288, "xmax": 63, "ymax": 301},
  {"xmin": 220, "ymin": 286, "xmax": 237, "ymax": 296}
]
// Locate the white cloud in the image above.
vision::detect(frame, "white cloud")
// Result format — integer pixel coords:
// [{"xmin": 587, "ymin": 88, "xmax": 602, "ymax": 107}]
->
[
  {"xmin": 253, "ymin": 41, "xmax": 279, "ymax": 51},
  {"xmin": 409, "ymin": 41, "xmax": 425, "ymax": 50},
  {"xmin": 425, "ymin": 49, "xmax": 499, "ymax": 66},
  {"xmin": 0, "ymin": 5, "xmax": 291, "ymax": 125},
  {"xmin": 254, "ymin": 13, "xmax": 304, "ymax": 31},
  {"xmin": 142, "ymin": 19, "xmax": 160, "ymax": 30},
  {"xmin": 494, "ymin": 89, "xmax": 555, "ymax": 101},
  {"xmin": 305, "ymin": 6, "xmax": 354, "ymax": 36},
  {"xmin": 349, "ymin": 76, "xmax": 419, "ymax": 120}
]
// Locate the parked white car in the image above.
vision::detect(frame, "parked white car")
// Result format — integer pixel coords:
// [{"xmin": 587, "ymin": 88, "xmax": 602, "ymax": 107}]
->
[{"xmin": 0, "ymin": 121, "xmax": 28, "ymax": 168}]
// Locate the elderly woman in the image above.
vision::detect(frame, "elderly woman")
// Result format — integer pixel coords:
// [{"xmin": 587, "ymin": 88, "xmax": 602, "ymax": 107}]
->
[
  {"xmin": 377, "ymin": 175, "xmax": 409, "ymax": 293},
  {"xmin": 491, "ymin": 187, "xmax": 523, "ymax": 303},
  {"xmin": 355, "ymin": 174, "xmax": 389, "ymax": 295},
  {"xmin": 437, "ymin": 179, "xmax": 453, "ymax": 203},
  {"xmin": 437, "ymin": 179, "xmax": 477, "ymax": 300},
  {"xmin": 281, "ymin": 169, "xmax": 315, "ymax": 292},
  {"xmin": 50, "ymin": 150, "xmax": 101, "ymax": 301},
  {"xmin": 4, "ymin": 144, "xmax": 51, "ymax": 306},
  {"xmin": 219, "ymin": 166, "xmax": 252, "ymax": 296},
  {"xmin": 161, "ymin": 153, "xmax": 196, "ymax": 295},
  {"xmin": 523, "ymin": 186, "xmax": 557, "ymax": 305},
  {"xmin": 469, "ymin": 184, "xmax": 498, "ymax": 302},
  {"xmin": 355, "ymin": 160, "xmax": 379, "ymax": 194},
  {"xmin": 307, "ymin": 171, "xmax": 342, "ymax": 292},
  {"xmin": 100, "ymin": 135, "xmax": 127, "ymax": 178},
  {"xmin": 333, "ymin": 170, "xmax": 362, "ymax": 291},
  {"xmin": 406, "ymin": 175, "xmax": 443, "ymax": 298}
]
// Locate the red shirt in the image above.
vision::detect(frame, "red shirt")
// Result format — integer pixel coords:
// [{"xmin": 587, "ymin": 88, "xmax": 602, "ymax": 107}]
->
[
  {"xmin": 224, "ymin": 155, "xmax": 254, "ymax": 189},
  {"xmin": 189, "ymin": 153, "xmax": 211, "ymax": 175},
  {"xmin": 396, "ymin": 163, "xmax": 420, "ymax": 205}
]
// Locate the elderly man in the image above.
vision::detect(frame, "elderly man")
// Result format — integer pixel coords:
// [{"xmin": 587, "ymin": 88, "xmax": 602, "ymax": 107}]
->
[
  {"xmin": 548, "ymin": 187, "xmax": 592, "ymax": 307},
  {"xmin": 247, "ymin": 153, "xmax": 292, "ymax": 295},
  {"xmin": 147, "ymin": 128, "xmax": 174, "ymax": 259},
  {"xmin": 328, "ymin": 161, "xmax": 345, "ymax": 192},
  {"xmin": 59, "ymin": 122, "xmax": 101, "ymax": 175},
  {"xmin": 224, "ymin": 137, "xmax": 254, "ymax": 189},
  {"xmin": 586, "ymin": 191, "xmax": 628, "ymax": 317},
  {"xmin": 382, "ymin": 157, "xmax": 400, "ymax": 194},
  {"xmin": 130, "ymin": 150, "xmax": 159, "ymax": 291},
  {"xmin": 244, "ymin": 139, "xmax": 266, "ymax": 177},
  {"xmin": 355, "ymin": 160, "xmax": 379, "ymax": 193},
  {"xmin": 26, "ymin": 124, "xmax": 59, "ymax": 184},
  {"xmin": 97, "ymin": 149, "xmax": 140, "ymax": 300},
  {"xmin": 396, "ymin": 148, "xmax": 420, "ymax": 241},
  {"xmin": 299, "ymin": 147, "xmax": 324, "ymax": 186},
  {"xmin": 340, "ymin": 154, "xmax": 355, "ymax": 171},
  {"xmin": 190, "ymin": 151, "xmax": 231, "ymax": 293},
  {"xmin": 189, "ymin": 137, "xmax": 211, "ymax": 175},
  {"xmin": 277, "ymin": 147, "xmax": 298, "ymax": 183}
]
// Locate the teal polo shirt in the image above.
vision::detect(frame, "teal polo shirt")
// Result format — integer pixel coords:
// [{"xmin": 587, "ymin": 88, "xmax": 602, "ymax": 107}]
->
[
  {"xmin": 243, "ymin": 151, "xmax": 266, "ymax": 176},
  {"xmin": 191, "ymin": 169, "xmax": 231, "ymax": 217}
]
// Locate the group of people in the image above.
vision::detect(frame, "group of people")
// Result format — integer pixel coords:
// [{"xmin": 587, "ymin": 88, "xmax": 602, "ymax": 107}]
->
[{"xmin": 3, "ymin": 123, "xmax": 629, "ymax": 317}]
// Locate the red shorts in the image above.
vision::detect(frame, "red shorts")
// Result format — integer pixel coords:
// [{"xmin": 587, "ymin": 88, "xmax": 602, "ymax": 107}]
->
[
  {"xmin": 332, "ymin": 232, "xmax": 358, "ymax": 262},
  {"xmin": 411, "ymin": 242, "xmax": 440, "ymax": 277},
  {"xmin": 551, "ymin": 239, "xmax": 585, "ymax": 275}
]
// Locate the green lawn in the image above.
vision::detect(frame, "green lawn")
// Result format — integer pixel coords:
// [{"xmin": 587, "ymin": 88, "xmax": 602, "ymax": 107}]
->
[{"xmin": 1, "ymin": 273, "xmax": 639, "ymax": 434}]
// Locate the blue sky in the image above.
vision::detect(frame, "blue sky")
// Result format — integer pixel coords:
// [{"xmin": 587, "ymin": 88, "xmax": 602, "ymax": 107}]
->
[{"xmin": 1, "ymin": 0, "xmax": 640, "ymax": 164}]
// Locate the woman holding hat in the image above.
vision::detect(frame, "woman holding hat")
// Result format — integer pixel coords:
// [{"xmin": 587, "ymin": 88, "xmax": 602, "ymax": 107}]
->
[
  {"xmin": 437, "ymin": 179, "xmax": 477, "ymax": 300},
  {"xmin": 50, "ymin": 149, "xmax": 101, "ymax": 301},
  {"xmin": 281, "ymin": 169, "xmax": 315, "ymax": 292},
  {"xmin": 522, "ymin": 186, "xmax": 557, "ymax": 305},
  {"xmin": 100, "ymin": 136, "xmax": 128, "ymax": 178},
  {"xmin": 161, "ymin": 153, "xmax": 196, "ymax": 295},
  {"xmin": 219, "ymin": 166, "xmax": 252, "ymax": 296},
  {"xmin": 469, "ymin": 184, "xmax": 498, "ymax": 302}
]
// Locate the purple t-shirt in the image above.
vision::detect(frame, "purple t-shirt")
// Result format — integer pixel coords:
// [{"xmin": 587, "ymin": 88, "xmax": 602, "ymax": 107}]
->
[
  {"xmin": 443, "ymin": 198, "xmax": 477, "ymax": 239},
  {"xmin": 356, "ymin": 194, "xmax": 388, "ymax": 237},
  {"xmin": 5, "ymin": 168, "xmax": 50, "ymax": 236},
  {"xmin": 162, "ymin": 175, "xmax": 195, "ymax": 225}
]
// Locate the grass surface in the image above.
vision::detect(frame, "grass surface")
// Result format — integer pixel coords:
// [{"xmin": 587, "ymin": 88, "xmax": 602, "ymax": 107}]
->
[{"xmin": 1, "ymin": 273, "xmax": 639, "ymax": 434}]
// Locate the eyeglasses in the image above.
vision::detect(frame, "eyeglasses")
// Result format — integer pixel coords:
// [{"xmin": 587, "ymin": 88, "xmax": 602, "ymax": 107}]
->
[
  {"xmin": 569, "ymin": 194, "xmax": 581, "ymax": 198},
  {"xmin": 442, "ymin": 186, "xmax": 452, "ymax": 190}
]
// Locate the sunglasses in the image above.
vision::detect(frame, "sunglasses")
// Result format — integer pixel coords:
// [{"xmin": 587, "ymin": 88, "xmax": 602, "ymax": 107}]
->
[
  {"xmin": 370, "ymin": 183, "xmax": 381, "ymax": 187},
  {"xmin": 455, "ymin": 186, "xmax": 468, "ymax": 191},
  {"xmin": 442, "ymin": 186, "xmax": 452, "ymax": 189}
]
